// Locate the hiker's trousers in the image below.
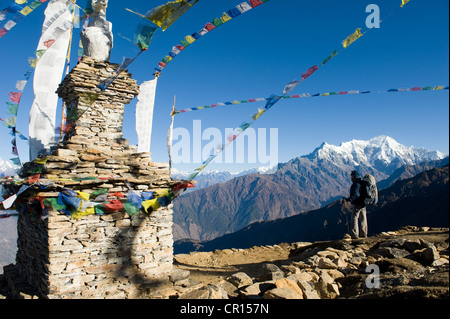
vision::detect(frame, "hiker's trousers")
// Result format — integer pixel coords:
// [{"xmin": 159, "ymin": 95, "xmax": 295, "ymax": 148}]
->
[{"xmin": 351, "ymin": 204, "xmax": 367, "ymax": 239}]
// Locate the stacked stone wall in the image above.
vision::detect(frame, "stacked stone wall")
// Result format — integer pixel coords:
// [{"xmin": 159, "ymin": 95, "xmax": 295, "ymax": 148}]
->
[
  {"xmin": 17, "ymin": 207, "xmax": 173, "ymax": 299},
  {"xmin": 14, "ymin": 56, "xmax": 176, "ymax": 299}
]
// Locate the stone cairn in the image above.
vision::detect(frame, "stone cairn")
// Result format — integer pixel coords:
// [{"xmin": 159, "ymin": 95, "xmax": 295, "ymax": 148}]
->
[{"xmin": 13, "ymin": 56, "xmax": 179, "ymax": 299}]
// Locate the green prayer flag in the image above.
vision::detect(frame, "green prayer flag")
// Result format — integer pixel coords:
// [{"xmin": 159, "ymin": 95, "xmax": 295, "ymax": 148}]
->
[
  {"xmin": 94, "ymin": 205, "xmax": 107, "ymax": 215},
  {"xmin": 134, "ymin": 19, "xmax": 159, "ymax": 50},
  {"xmin": 123, "ymin": 202, "xmax": 140, "ymax": 216},
  {"xmin": 180, "ymin": 39, "xmax": 190, "ymax": 47},
  {"xmin": 43, "ymin": 198, "xmax": 67, "ymax": 211},
  {"xmin": 321, "ymin": 50, "xmax": 338, "ymax": 66},
  {"xmin": 212, "ymin": 17, "xmax": 223, "ymax": 27},
  {"xmin": 6, "ymin": 102, "xmax": 19, "ymax": 115}
]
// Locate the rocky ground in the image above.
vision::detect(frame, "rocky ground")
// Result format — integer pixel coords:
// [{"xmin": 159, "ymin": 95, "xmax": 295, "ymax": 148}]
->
[
  {"xmin": 169, "ymin": 226, "xmax": 449, "ymax": 299},
  {"xmin": 1, "ymin": 226, "xmax": 448, "ymax": 299}
]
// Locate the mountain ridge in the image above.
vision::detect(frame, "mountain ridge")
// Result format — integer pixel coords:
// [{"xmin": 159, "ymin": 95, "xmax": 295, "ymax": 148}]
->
[
  {"xmin": 173, "ymin": 136, "xmax": 447, "ymax": 242},
  {"xmin": 175, "ymin": 164, "xmax": 450, "ymax": 253}
]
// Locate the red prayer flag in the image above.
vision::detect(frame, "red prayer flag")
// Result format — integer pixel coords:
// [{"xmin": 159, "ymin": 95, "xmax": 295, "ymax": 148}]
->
[
  {"xmin": 44, "ymin": 39, "xmax": 56, "ymax": 48},
  {"xmin": 8, "ymin": 92, "xmax": 22, "ymax": 103},
  {"xmin": 205, "ymin": 22, "xmax": 216, "ymax": 31},
  {"xmin": 173, "ymin": 182, "xmax": 196, "ymax": 192},
  {"xmin": 0, "ymin": 28, "xmax": 8, "ymax": 38},
  {"xmin": 104, "ymin": 200, "xmax": 123, "ymax": 212},
  {"xmin": 227, "ymin": 134, "xmax": 238, "ymax": 143},
  {"xmin": 27, "ymin": 174, "xmax": 41, "ymax": 184},
  {"xmin": 250, "ymin": 0, "xmax": 263, "ymax": 7},
  {"xmin": 301, "ymin": 65, "xmax": 319, "ymax": 80}
]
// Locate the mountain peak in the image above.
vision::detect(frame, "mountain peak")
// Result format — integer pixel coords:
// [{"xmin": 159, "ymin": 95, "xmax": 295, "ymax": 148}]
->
[
  {"xmin": 0, "ymin": 158, "xmax": 20, "ymax": 177},
  {"xmin": 368, "ymin": 135, "xmax": 402, "ymax": 148},
  {"xmin": 302, "ymin": 136, "xmax": 446, "ymax": 175}
]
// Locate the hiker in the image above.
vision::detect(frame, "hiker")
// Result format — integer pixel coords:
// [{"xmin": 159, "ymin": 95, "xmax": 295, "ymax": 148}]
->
[{"xmin": 343, "ymin": 170, "xmax": 368, "ymax": 239}]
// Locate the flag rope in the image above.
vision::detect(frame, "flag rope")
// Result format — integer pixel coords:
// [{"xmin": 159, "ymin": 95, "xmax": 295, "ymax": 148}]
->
[{"xmin": 173, "ymin": 85, "xmax": 449, "ymax": 115}]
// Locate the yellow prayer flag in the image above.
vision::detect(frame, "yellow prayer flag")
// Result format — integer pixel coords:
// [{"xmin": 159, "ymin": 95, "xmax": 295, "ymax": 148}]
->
[
  {"xmin": 72, "ymin": 207, "xmax": 96, "ymax": 219},
  {"xmin": 15, "ymin": 0, "xmax": 28, "ymax": 4},
  {"xmin": 153, "ymin": 189, "xmax": 171, "ymax": 198},
  {"xmin": 433, "ymin": 86, "xmax": 444, "ymax": 90},
  {"xmin": 76, "ymin": 191, "xmax": 91, "ymax": 201},
  {"xmin": 33, "ymin": 156, "xmax": 48, "ymax": 165},
  {"xmin": 28, "ymin": 57, "xmax": 38, "ymax": 68},
  {"xmin": 142, "ymin": 199, "xmax": 161, "ymax": 212},
  {"xmin": 146, "ymin": 0, "xmax": 199, "ymax": 31},
  {"xmin": 20, "ymin": 6, "xmax": 33, "ymax": 16},
  {"xmin": 221, "ymin": 12, "xmax": 232, "ymax": 23},
  {"xmin": 400, "ymin": 0, "xmax": 411, "ymax": 7},
  {"xmin": 342, "ymin": 28, "xmax": 363, "ymax": 49},
  {"xmin": 251, "ymin": 108, "xmax": 266, "ymax": 121},
  {"xmin": 185, "ymin": 35, "xmax": 196, "ymax": 44}
]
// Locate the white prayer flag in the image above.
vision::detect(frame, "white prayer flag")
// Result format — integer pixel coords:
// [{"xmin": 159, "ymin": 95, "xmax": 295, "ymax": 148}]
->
[{"xmin": 136, "ymin": 79, "xmax": 158, "ymax": 153}]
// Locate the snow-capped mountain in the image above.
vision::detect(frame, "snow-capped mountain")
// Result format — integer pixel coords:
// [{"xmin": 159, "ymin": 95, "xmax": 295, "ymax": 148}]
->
[
  {"xmin": 0, "ymin": 158, "xmax": 20, "ymax": 177},
  {"xmin": 303, "ymin": 135, "xmax": 446, "ymax": 175}
]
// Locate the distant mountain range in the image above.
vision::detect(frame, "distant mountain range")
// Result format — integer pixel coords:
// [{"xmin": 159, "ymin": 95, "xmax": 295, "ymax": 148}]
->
[
  {"xmin": 172, "ymin": 136, "xmax": 448, "ymax": 242},
  {"xmin": 0, "ymin": 158, "xmax": 20, "ymax": 177},
  {"xmin": 175, "ymin": 164, "xmax": 450, "ymax": 253},
  {"xmin": 172, "ymin": 166, "xmax": 276, "ymax": 192}
]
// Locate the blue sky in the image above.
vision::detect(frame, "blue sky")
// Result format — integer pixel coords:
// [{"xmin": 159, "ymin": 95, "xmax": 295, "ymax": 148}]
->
[{"xmin": 0, "ymin": 0, "xmax": 448, "ymax": 173}]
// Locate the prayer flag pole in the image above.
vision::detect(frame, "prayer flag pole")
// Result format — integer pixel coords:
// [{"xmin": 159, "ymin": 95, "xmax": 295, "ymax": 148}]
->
[{"xmin": 60, "ymin": 1, "xmax": 77, "ymax": 141}]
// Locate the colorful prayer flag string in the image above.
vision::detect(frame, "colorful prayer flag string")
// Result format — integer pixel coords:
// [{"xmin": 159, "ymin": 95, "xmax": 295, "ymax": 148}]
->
[
  {"xmin": 0, "ymin": 0, "xmax": 49, "ymax": 39},
  {"xmin": 0, "ymin": 173, "xmax": 194, "ymax": 220},
  {"xmin": 153, "ymin": 0, "xmax": 271, "ymax": 76},
  {"xmin": 173, "ymin": 85, "xmax": 449, "ymax": 115}
]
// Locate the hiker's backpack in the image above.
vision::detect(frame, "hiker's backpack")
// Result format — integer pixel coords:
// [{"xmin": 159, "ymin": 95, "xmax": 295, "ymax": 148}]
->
[{"xmin": 361, "ymin": 174, "xmax": 378, "ymax": 206}]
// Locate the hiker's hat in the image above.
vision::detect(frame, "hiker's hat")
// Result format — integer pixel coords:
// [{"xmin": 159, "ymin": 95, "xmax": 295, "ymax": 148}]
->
[{"xmin": 351, "ymin": 170, "xmax": 361, "ymax": 179}]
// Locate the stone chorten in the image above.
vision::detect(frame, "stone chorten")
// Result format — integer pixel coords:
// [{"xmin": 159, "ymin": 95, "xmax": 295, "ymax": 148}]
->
[{"xmin": 13, "ymin": 56, "xmax": 177, "ymax": 299}]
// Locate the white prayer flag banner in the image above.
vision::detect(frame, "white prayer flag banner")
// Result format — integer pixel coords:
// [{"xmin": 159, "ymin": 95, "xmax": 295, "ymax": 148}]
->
[
  {"xmin": 136, "ymin": 79, "xmax": 158, "ymax": 153},
  {"xmin": 28, "ymin": 0, "xmax": 73, "ymax": 160}
]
